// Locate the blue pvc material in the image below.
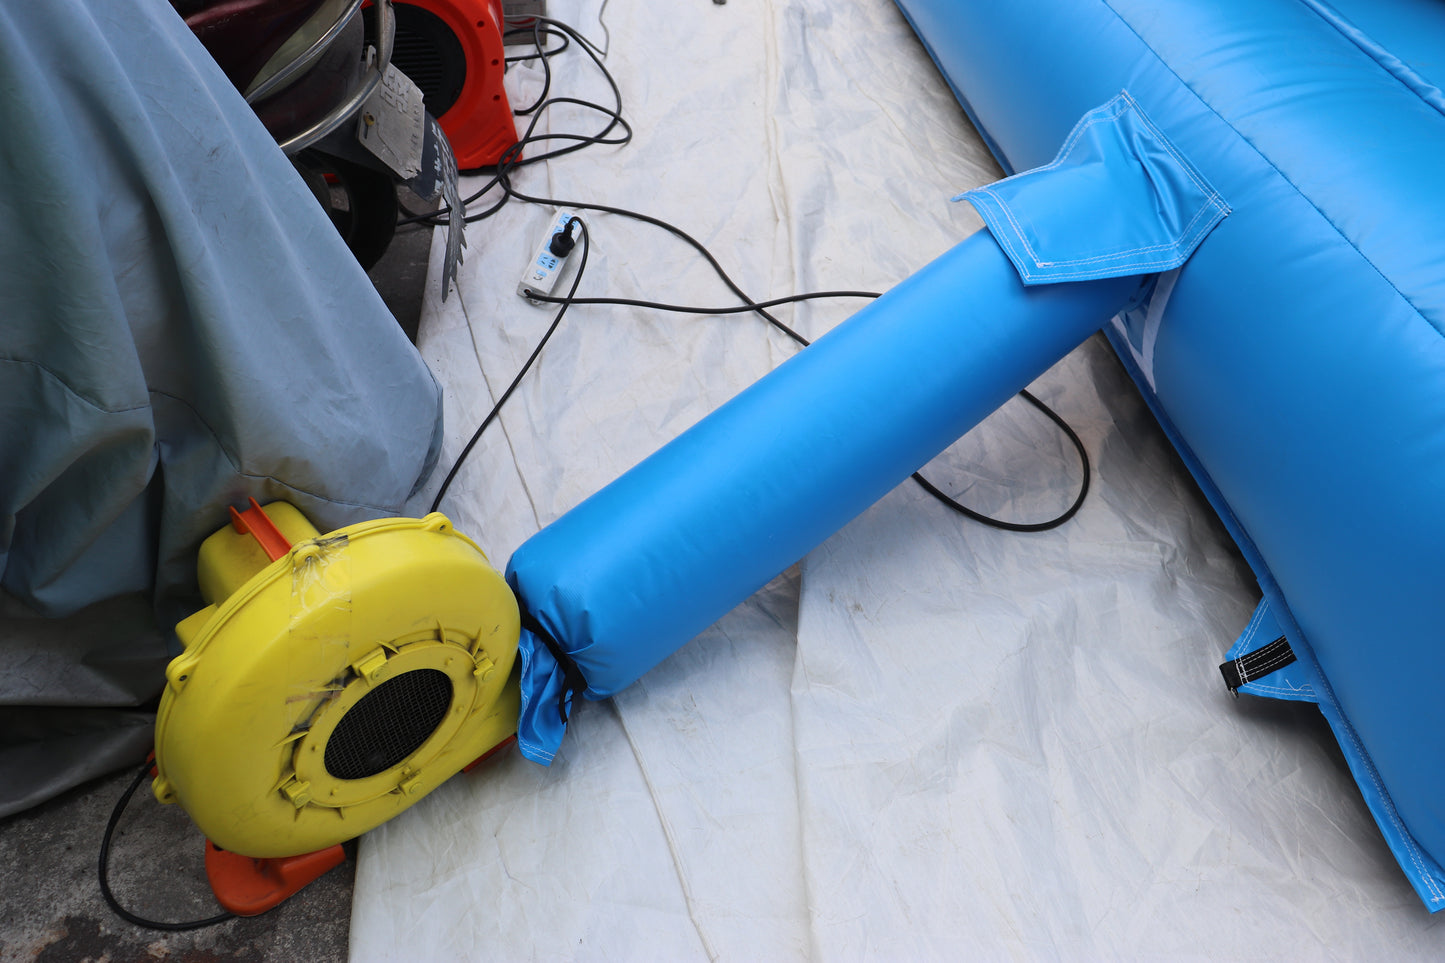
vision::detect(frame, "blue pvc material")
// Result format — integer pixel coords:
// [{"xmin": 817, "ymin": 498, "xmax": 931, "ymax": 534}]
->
[
  {"xmin": 1293, "ymin": 0, "xmax": 1445, "ymax": 120},
  {"xmin": 507, "ymin": 98, "xmax": 1224, "ymax": 765},
  {"xmin": 895, "ymin": 0, "xmax": 1445, "ymax": 909},
  {"xmin": 507, "ymin": 232, "xmax": 1136, "ymax": 763},
  {"xmin": 957, "ymin": 91, "xmax": 1228, "ymax": 284},
  {"xmin": 1225, "ymin": 597, "xmax": 1317, "ymax": 704}
]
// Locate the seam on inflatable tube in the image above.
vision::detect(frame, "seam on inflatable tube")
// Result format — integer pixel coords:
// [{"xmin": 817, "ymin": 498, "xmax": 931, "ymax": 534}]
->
[
  {"xmin": 1268, "ymin": 576, "xmax": 1445, "ymax": 904},
  {"xmin": 1232, "ymin": 600, "xmax": 1315, "ymax": 699},
  {"xmin": 999, "ymin": 94, "xmax": 1224, "ymax": 261},
  {"xmin": 1295, "ymin": 0, "xmax": 1445, "ymax": 122},
  {"xmin": 1331, "ymin": 690, "xmax": 1445, "ymax": 903},
  {"xmin": 517, "ymin": 736, "xmax": 555, "ymax": 764},
  {"xmin": 978, "ymin": 180, "xmax": 1220, "ymax": 280},
  {"xmin": 1238, "ymin": 649, "xmax": 1293, "ymax": 684},
  {"xmin": 973, "ymin": 186, "xmax": 1221, "ymax": 281},
  {"xmin": 976, "ymin": 179, "xmax": 1219, "ymax": 267},
  {"xmin": 1097, "ymin": 0, "xmax": 1445, "ymax": 344},
  {"xmin": 1257, "ymin": 574, "xmax": 1445, "ymax": 903},
  {"xmin": 1241, "ymin": 681, "xmax": 1313, "ymax": 698},
  {"xmin": 966, "ymin": 93, "xmax": 1228, "ymax": 282}
]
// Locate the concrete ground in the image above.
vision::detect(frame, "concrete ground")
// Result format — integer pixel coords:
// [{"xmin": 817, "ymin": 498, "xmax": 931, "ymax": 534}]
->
[{"xmin": 0, "ymin": 219, "xmax": 436, "ymax": 963}]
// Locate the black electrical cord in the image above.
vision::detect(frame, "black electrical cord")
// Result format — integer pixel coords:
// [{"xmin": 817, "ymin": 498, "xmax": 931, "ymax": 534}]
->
[
  {"xmin": 479, "ymin": 18, "xmax": 627, "ymax": 177},
  {"xmin": 521, "ymin": 289, "xmax": 883, "ymax": 315},
  {"xmin": 396, "ymin": 95, "xmax": 630, "ymax": 227},
  {"xmin": 595, "ymin": 0, "xmax": 611, "ymax": 59},
  {"xmin": 429, "ymin": 216, "xmax": 591, "ymax": 514},
  {"xmin": 503, "ymin": 23, "xmax": 570, "ymax": 63},
  {"xmin": 910, "ymin": 391, "xmax": 1092, "ymax": 532},
  {"xmin": 496, "ymin": 97, "xmax": 632, "ymax": 173},
  {"xmin": 98, "ymin": 760, "xmax": 236, "ymax": 932},
  {"xmin": 400, "ymin": 17, "xmax": 629, "ymax": 230},
  {"xmin": 508, "ymin": 21, "xmax": 556, "ymax": 116},
  {"xmin": 500, "ymin": 189, "xmax": 813, "ymax": 345},
  {"xmin": 519, "ymin": 288, "xmax": 1092, "ymax": 532}
]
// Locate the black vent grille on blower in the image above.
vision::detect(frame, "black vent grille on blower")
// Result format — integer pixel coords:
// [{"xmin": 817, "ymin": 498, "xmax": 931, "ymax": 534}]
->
[
  {"xmin": 325, "ymin": 668, "xmax": 454, "ymax": 779},
  {"xmin": 392, "ymin": 4, "xmax": 467, "ymax": 117}
]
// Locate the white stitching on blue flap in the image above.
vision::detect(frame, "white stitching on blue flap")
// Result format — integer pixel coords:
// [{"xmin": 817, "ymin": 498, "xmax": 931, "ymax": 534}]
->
[{"xmin": 954, "ymin": 90, "xmax": 1230, "ymax": 285}]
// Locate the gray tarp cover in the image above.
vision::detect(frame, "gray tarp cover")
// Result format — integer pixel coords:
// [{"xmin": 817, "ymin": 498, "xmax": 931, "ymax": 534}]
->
[{"xmin": 0, "ymin": 0, "xmax": 442, "ymax": 815}]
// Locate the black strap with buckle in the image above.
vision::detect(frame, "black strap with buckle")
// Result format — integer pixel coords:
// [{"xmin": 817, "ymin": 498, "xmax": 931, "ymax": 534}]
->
[{"xmin": 1219, "ymin": 635, "xmax": 1296, "ymax": 695}]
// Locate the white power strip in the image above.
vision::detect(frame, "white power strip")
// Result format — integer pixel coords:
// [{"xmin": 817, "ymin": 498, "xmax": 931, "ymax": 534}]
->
[{"xmin": 517, "ymin": 209, "xmax": 579, "ymax": 303}]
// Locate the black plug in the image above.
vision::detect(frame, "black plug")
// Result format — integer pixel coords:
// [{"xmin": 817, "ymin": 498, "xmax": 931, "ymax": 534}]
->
[{"xmin": 550, "ymin": 218, "xmax": 579, "ymax": 257}]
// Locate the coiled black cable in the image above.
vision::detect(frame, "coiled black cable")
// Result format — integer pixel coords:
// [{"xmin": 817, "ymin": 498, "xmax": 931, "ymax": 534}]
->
[{"xmin": 98, "ymin": 760, "xmax": 235, "ymax": 932}]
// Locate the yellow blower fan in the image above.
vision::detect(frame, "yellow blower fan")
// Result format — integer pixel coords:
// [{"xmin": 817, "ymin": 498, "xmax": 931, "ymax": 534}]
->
[{"xmin": 150, "ymin": 500, "xmax": 520, "ymax": 913}]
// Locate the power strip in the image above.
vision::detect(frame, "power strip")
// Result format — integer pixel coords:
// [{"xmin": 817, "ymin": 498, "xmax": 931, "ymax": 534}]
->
[{"xmin": 518, "ymin": 209, "xmax": 579, "ymax": 303}]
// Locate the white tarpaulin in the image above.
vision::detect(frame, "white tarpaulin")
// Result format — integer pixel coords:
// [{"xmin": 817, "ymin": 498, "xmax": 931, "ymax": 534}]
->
[{"xmin": 351, "ymin": 0, "xmax": 1445, "ymax": 957}]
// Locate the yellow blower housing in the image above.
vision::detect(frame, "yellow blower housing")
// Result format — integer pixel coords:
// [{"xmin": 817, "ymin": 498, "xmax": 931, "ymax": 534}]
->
[{"xmin": 152, "ymin": 503, "xmax": 521, "ymax": 858}]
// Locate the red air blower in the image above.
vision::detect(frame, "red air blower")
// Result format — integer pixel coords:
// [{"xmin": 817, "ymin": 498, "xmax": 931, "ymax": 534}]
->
[{"xmin": 391, "ymin": 0, "xmax": 519, "ymax": 169}]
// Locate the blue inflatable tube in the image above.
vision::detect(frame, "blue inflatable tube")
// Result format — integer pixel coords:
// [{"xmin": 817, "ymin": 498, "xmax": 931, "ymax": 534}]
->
[
  {"xmin": 508, "ymin": 232, "xmax": 1140, "ymax": 760},
  {"xmin": 894, "ymin": 0, "xmax": 1445, "ymax": 909},
  {"xmin": 508, "ymin": 94, "xmax": 1228, "ymax": 761}
]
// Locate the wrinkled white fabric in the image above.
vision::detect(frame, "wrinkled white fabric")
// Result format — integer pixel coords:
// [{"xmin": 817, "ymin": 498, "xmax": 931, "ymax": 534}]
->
[{"xmin": 352, "ymin": 0, "xmax": 1445, "ymax": 957}]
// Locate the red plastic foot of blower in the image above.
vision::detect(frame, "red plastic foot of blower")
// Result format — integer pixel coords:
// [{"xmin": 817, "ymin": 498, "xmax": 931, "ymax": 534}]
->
[
  {"xmin": 462, "ymin": 733, "xmax": 517, "ymax": 773},
  {"xmin": 205, "ymin": 840, "xmax": 347, "ymax": 916}
]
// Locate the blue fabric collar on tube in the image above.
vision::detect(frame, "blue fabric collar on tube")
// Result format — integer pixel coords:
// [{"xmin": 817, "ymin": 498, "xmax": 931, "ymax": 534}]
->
[
  {"xmin": 513, "ymin": 626, "xmax": 568, "ymax": 765},
  {"xmin": 956, "ymin": 91, "xmax": 1229, "ymax": 285}
]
